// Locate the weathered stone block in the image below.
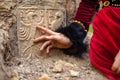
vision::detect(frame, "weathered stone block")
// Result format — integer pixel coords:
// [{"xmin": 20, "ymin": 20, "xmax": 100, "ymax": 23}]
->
[{"xmin": 17, "ymin": 1, "xmax": 66, "ymax": 58}]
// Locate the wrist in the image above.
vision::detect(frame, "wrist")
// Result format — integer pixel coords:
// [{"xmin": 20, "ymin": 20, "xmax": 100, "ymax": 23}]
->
[{"xmin": 55, "ymin": 22, "xmax": 88, "ymax": 57}]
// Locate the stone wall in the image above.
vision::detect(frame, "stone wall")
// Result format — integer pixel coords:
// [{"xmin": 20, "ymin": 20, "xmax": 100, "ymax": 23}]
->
[
  {"xmin": 0, "ymin": 0, "xmax": 78, "ymax": 79},
  {"xmin": 17, "ymin": 1, "xmax": 67, "ymax": 59},
  {"xmin": 0, "ymin": 0, "xmax": 77, "ymax": 59}
]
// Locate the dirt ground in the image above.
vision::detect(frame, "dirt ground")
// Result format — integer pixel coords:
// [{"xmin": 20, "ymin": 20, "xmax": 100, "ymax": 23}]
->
[{"xmin": 7, "ymin": 33, "xmax": 108, "ymax": 80}]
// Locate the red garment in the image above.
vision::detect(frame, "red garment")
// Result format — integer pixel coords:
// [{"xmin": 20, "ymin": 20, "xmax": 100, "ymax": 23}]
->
[
  {"xmin": 74, "ymin": 0, "xmax": 98, "ymax": 29},
  {"xmin": 90, "ymin": 7, "xmax": 120, "ymax": 80},
  {"xmin": 74, "ymin": 0, "xmax": 120, "ymax": 80}
]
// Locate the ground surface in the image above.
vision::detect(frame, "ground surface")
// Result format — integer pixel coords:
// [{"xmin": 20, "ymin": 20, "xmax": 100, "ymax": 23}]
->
[{"xmin": 7, "ymin": 33, "xmax": 108, "ymax": 80}]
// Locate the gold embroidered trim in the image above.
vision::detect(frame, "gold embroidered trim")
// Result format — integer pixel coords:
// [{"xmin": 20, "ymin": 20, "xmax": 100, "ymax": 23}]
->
[
  {"xmin": 72, "ymin": 20, "xmax": 87, "ymax": 32},
  {"xmin": 104, "ymin": 1, "xmax": 110, "ymax": 6}
]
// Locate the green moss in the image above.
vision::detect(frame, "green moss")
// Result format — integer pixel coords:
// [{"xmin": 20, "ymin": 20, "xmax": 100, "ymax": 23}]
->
[{"xmin": 89, "ymin": 24, "xmax": 93, "ymax": 33}]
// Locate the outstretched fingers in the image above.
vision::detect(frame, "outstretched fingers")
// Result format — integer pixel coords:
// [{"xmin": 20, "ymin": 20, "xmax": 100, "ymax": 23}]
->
[
  {"xmin": 33, "ymin": 35, "xmax": 55, "ymax": 43},
  {"xmin": 111, "ymin": 50, "xmax": 120, "ymax": 74},
  {"xmin": 40, "ymin": 41, "xmax": 51, "ymax": 51},
  {"xmin": 111, "ymin": 59, "xmax": 120, "ymax": 74},
  {"xmin": 36, "ymin": 26, "xmax": 55, "ymax": 35},
  {"xmin": 40, "ymin": 41, "xmax": 53, "ymax": 54},
  {"xmin": 112, "ymin": 63, "xmax": 118, "ymax": 73},
  {"xmin": 46, "ymin": 45, "xmax": 53, "ymax": 54}
]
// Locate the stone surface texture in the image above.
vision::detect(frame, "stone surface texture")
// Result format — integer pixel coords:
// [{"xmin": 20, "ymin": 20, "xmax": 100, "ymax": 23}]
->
[{"xmin": 0, "ymin": 0, "xmax": 108, "ymax": 80}]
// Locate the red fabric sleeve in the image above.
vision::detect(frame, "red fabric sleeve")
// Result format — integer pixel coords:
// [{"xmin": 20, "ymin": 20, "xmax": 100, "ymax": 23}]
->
[{"xmin": 74, "ymin": 0, "xmax": 98, "ymax": 28}]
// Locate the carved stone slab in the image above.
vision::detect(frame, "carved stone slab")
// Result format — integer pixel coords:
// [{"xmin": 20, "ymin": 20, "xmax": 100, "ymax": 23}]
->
[
  {"xmin": 17, "ymin": 7, "xmax": 66, "ymax": 59},
  {"xmin": 18, "ymin": 0, "xmax": 66, "ymax": 8}
]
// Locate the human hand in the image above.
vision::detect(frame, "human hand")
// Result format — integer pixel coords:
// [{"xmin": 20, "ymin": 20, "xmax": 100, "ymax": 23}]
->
[
  {"xmin": 111, "ymin": 50, "xmax": 120, "ymax": 74},
  {"xmin": 33, "ymin": 26, "xmax": 73, "ymax": 54}
]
